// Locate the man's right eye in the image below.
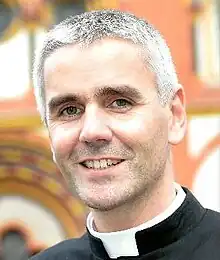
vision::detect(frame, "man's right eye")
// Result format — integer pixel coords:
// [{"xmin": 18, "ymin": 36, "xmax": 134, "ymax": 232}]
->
[{"xmin": 60, "ymin": 106, "xmax": 81, "ymax": 117}]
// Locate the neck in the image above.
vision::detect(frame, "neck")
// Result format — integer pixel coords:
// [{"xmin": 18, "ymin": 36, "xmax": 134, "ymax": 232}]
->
[{"xmin": 91, "ymin": 172, "xmax": 176, "ymax": 233}]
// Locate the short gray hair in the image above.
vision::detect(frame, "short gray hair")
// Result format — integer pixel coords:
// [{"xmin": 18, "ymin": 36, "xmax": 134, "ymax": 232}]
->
[{"xmin": 33, "ymin": 9, "xmax": 179, "ymax": 123}]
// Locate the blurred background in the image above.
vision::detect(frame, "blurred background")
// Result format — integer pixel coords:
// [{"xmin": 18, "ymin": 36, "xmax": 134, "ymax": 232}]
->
[{"xmin": 0, "ymin": 0, "xmax": 219, "ymax": 258}]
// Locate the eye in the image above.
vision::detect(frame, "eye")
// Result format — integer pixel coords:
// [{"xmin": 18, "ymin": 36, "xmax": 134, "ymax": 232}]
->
[
  {"xmin": 109, "ymin": 99, "xmax": 132, "ymax": 110},
  {"xmin": 60, "ymin": 106, "xmax": 81, "ymax": 117}
]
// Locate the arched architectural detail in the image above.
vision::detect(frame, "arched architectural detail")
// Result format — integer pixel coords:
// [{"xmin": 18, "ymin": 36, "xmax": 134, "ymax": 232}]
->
[{"xmin": 0, "ymin": 133, "xmax": 87, "ymax": 248}]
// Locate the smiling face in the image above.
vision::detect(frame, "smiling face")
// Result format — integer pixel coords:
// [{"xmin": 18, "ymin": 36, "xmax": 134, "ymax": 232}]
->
[{"xmin": 43, "ymin": 38, "xmax": 183, "ymax": 211}]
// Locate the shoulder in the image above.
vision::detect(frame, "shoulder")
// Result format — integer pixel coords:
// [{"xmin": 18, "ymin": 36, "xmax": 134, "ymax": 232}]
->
[
  {"xmin": 200, "ymin": 208, "xmax": 220, "ymax": 235},
  {"xmin": 30, "ymin": 233, "xmax": 91, "ymax": 260},
  {"xmin": 204, "ymin": 208, "xmax": 220, "ymax": 225}
]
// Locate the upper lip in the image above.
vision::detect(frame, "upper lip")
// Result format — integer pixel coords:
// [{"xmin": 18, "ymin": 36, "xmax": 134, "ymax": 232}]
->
[{"xmin": 79, "ymin": 157, "xmax": 124, "ymax": 164}]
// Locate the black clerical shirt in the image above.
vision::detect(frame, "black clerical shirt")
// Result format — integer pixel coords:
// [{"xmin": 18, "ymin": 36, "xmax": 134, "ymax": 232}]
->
[{"xmin": 30, "ymin": 187, "xmax": 220, "ymax": 260}]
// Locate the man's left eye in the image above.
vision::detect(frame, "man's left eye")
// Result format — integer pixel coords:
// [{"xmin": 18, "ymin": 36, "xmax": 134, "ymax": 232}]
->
[{"xmin": 110, "ymin": 99, "xmax": 132, "ymax": 108}]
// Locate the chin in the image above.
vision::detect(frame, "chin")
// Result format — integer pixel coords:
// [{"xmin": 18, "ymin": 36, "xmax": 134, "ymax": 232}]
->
[
  {"xmin": 74, "ymin": 178, "xmax": 139, "ymax": 211},
  {"xmin": 77, "ymin": 190, "xmax": 124, "ymax": 212},
  {"xmin": 85, "ymin": 200, "xmax": 121, "ymax": 212}
]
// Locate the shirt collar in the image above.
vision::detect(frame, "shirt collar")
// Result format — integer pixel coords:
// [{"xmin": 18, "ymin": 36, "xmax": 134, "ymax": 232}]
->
[{"xmin": 86, "ymin": 183, "xmax": 186, "ymax": 258}]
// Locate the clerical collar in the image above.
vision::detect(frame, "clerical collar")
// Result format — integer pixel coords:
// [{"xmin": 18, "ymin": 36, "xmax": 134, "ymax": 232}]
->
[{"xmin": 86, "ymin": 183, "xmax": 186, "ymax": 258}]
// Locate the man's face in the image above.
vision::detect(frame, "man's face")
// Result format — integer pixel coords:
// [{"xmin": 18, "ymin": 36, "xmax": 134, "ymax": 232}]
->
[{"xmin": 44, "ymin": 39, "xmax": 174, "ymax": 211}]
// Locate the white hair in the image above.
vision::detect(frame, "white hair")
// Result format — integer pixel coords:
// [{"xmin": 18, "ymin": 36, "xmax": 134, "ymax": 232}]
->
[{"xmin": 33, "ymin": 9, "xmax": 179, "ymax": 123}]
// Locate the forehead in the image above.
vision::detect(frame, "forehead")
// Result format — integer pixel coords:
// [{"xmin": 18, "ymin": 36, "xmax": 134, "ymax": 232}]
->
[
  {"xmin": 44, "ymin": 38, "xmax": 156, "ymax": 97},
  {"xmin": 45, "ymin": 38, "xmax": 144, "ymax": 69}
]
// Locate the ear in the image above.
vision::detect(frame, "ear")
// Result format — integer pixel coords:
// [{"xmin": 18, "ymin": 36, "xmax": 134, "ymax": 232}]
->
[{"xmin": 168, "ymin": 84, "xmax": 187, "ymax": 145}]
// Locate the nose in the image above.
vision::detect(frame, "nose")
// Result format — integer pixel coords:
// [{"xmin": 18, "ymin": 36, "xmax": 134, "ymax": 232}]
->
[{"xmin": 79, "ymin": 106, "xmax": 112, "ymax": 144}]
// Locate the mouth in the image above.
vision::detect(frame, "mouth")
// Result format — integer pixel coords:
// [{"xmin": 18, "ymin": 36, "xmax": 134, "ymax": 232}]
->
[{"xmin": 80, "ymin": 159, "xmax": 125, "ymax": 170}]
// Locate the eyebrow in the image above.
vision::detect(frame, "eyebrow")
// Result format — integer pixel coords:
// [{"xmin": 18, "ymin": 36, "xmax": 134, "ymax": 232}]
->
[
  {"xmin": 47, "ymin": 85, "xmax": 144, "ymax": 114},
  {"xmin": 94, "ymin": 85, "xmax": 144, "ymax": 100}
]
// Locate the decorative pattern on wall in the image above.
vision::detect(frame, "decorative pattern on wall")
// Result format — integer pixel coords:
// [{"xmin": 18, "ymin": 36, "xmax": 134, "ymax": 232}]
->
[
  {"xmin": 0, "ymin": 134, "xmax": 87, "ymax": 255},
  {"xmin": 85, "ymin": 0, "xmax": 119, "ymax": 10},
  {"xmin": 191, "ymin": 0, "xmax": 220, "ymax": 86},
  {"xmin": 187, "ymin": 115, "xmax": 220, "ymax": 211},
  {"xmin": 173, "ymin": 114, "xmax": 220, "ymax": 191}
]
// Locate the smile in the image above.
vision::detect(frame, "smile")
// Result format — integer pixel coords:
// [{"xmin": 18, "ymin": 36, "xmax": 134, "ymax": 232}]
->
[{"xmin": 80, "ymin": 159, "xmax": 124, "ymax": 170}]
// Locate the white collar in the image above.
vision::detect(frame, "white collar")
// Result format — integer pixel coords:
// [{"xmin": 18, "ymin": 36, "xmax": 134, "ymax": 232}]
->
[{"xmin": 86, "ymin": 183, "xmax": 186, "ymax": 258}]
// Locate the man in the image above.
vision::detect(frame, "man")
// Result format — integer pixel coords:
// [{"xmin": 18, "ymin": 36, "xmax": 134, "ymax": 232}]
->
[{"xmin": 31, "ymin": 9, "xmax": 220, "ymax": 260}]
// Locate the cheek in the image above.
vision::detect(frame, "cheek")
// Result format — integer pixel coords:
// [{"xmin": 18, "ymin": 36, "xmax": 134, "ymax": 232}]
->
[
  {"xmin": 49, "ymin": 124, "xmax": 80, "ymax": 157},
  {"xmin": 110, "ymin": 112, "xmax": 168, "ymax": 150},
  {"xmin": 111, "ymin": 113, "xmax": 155, "ymax": 142}
]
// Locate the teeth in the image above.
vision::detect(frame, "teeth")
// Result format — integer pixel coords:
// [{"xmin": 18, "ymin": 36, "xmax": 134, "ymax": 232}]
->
[
  {"xmin": 82, "ymin": 159, "xmax": 122, "ymax": 169},
  {"xmin": 87, "ymin": 161, "xmax": 93, "ymax": 168},
  {"xmin": 94, "ymin": 160, "xmax": 99, "ymax": 169},
  {"xmin": 100, "ymin": 159, "xmax": 107, "ymax": 168}
]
